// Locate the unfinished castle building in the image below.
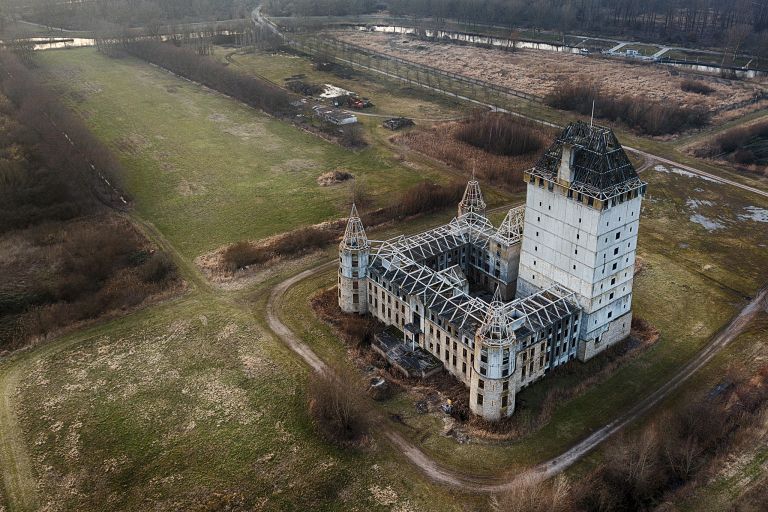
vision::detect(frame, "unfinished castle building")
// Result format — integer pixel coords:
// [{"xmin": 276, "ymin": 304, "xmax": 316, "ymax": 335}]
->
[{"xmin": 338, "ymin": 121, "xmax": 647, "ymax": 420}]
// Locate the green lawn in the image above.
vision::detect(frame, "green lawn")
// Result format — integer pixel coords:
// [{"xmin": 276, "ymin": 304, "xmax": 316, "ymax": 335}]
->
[{"xmin": 36, "ymin": 49, "xmax": 449, "ymax": 260}]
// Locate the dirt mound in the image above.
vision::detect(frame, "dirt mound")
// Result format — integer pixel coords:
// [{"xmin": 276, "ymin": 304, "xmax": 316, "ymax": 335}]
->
[{"xmin": 317, "ymin": 169, "xmax": 354, "ymax": 186}]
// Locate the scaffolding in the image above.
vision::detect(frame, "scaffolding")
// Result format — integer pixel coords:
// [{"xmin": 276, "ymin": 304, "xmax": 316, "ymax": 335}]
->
[
  {"xmin": 369, "ymin": 214, "xmax": 578, "ymax": 342},
  {"xmin": 340, "ymin": 203, "xmax": 370, "ymax": 251},
  {"xmin": 493, "ymin": 206, "xmax": 525, "ymax": 246}
]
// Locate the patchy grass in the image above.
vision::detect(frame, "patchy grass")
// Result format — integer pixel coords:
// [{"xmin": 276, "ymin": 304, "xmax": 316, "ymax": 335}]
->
[
  {"xmin": 7, "ymin": 294, "xmax": 478, "ymax": 511},
  {"xmin": 35, "ymin": 48, "xmax": 448, "ymax": 260},
  {"xmin": 279, "ymin": 164, "xmax": 768, "ymax": 474}
]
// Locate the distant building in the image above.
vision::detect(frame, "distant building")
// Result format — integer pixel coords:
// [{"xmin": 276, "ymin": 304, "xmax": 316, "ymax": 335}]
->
[
  {"xmin": 337, "ymin": 121, "xmax": 646, "ymax": 420},
  {"xmin": 313, "ymin": 105, "xmax": 358, "ymax": 125}
]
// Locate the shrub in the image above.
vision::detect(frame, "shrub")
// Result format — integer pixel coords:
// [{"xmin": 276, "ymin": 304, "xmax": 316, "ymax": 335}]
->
[
  {"xmin": 497, "ymin": 475, "xmax": 572, "ymax": 512},
  {"xmin": 307, "ymin": 367, "xmax": 370, "ymax": 448},
  {"xmin": 680, "ymin": 78, "xmax": 715, "ymax": 95},
  {"xmin": 140, "ymin": 252, "xmax": 176, "ymax": 283},
  {"xmin": 455, "ymin": 112, "xmax": 544, "ymax": 156},
  {"xmin": 545, "ymin": 82, "xmax": 709, "ymax": 135},
  {"xmin": 712, "ymin": 120, "xmax": 768, "ymax": 166}
]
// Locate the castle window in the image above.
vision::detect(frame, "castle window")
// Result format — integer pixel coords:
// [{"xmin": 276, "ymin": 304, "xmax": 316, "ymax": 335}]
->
[
  {"xmin": 587, "ymin": 197, "xmax": 594, "ymax": 207},
  {"xmin": 353, "ymin": 294, "xmax": 359, "ymax": 304},
  {"xmin": 614, "ymin": 247, "xmax": 619, "ymax": 255},
  {"xmin": 537, "ymin": 216, "xmax": 540, "ymax": 222},
  {"xmin": 576, "ymin": 233, "xmax": 579, "ymax": 240},
  {"xmin": 352, "ymin": 281, "xmax": 358, "ymax": 289},
  {"xmin": 478, "ymin": 379, "xmax": 484, "ymax": 389},
  {"xmin": 608, "ymin": 311, "xmax": 613, "ymax": 318},
  {"xmin": 539, "ymin": 201, "xmax": 542, "ymax": 206},
  {"xmin": 574, "ymin": 249, "xmax": 578, "ymax": 254},
  {"xmin": 612, "ymin": 263, "xmax": 617, "ymax": 270},
  {"xmin": 573, "ymin": 265, "xmax": 576, "ymax": 270},
  {"xmin": 611, "ymin": 278, "xmax": 616, "ymax": 285},
  {"xmin": 616, "ymin": 232, "xmax": 621, "ymax": 239},
  {"xmin": 503, "ymin": 381, "xmax": 509, "ymax": 391},
  {"xmin": 610, "ymin": 292, "xmax": 614, "ymax": 300},
  {"xmin": 502, "ymin": 396, "xmax": 508, "ymax": 408},
  {"xmin": 477, "ymin": 393, "xmax": 483, "ymax": 405}
]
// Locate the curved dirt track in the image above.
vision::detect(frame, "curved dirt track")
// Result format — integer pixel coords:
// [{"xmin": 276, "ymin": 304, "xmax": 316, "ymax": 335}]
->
[{"xmin": 266, "ymin": 261, "xmax": 768, "ymax": 492}]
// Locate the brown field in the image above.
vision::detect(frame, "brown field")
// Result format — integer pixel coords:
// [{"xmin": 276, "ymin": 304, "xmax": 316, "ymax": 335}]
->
[
  {"xmin": 392, "ymin": 120, "xmax": 550, "ymax": 189},
  {"xmin": 331, "ymin": 30, "xmax": 767, "ymax": 124}
]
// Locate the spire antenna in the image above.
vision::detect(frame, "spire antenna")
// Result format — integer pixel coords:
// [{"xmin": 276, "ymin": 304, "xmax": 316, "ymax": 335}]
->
[{"xmin": 590, "ymin": 99, "xmax": 595, "ymax": 128}]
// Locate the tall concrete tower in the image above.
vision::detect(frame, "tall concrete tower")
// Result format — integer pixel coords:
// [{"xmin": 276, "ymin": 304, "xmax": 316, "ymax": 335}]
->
[
  {"xmin": 516, "ymin": 121, "xmax": 646, "ymax": 360},
  {"xmin": 470, "ymin": 288, "xmax": 521, "ymax": 420},
  {"xmin": 338, "ymin": 204, "xmax": 370, "ymax": 314}
]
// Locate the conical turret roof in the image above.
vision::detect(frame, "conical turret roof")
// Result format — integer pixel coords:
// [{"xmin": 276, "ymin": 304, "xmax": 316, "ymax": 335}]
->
[
  {"xmin": 493, "ymin": 206, "xmax": 524, "ymax": 245},
  {"xmin": 458, "ymin": 179, "xmax": 486, "ymax": 217},
  {"xmin": 477, "ymin": 287, "xmax": 516, "ymax": 345},
  {"xmin": 340, "ymin": 203, "xmax": 370, "ymax": 251}
]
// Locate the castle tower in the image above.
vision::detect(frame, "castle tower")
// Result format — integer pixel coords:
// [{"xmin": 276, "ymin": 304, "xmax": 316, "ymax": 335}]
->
[
  {"xmin": 516, "ymin": 121, "xmax": 646, "ymax": 361},
  {"xmin": 469, "ymin": 287, "xmax": 520, "ymax": 420},
  {"xmin": 338, "ymin": 204, "xmax": 370, "ymax": 314},
  {"xmin": 458, "ymin": 179, "xmax": 487, "ymax": 218}
]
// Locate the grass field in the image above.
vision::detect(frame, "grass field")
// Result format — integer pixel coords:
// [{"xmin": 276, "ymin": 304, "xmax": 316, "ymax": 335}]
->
[
  {"xmin": 1, "ymin": 42, "xmax": 766, "ymax": 510},
  {"xmin": 36, "ymin": 49, "xmax": 456, "ymax": 260},
  {"xmin": 4, "ymin": 286, "xmax": 483, "ymax": 511},
  {"xmin": 277, "ymin": 163, "xmax": 768, "ymax": 474}
]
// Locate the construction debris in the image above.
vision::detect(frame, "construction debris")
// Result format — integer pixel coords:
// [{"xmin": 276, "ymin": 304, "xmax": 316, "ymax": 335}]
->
[{"xmin": 383, "ymin": 117, "xmax": 414, "ymax": 130}]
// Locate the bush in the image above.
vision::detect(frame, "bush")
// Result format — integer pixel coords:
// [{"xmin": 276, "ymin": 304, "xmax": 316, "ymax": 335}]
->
[
  {"xmin": 455, "ymin": 112, "xmax": 544, "ymax": 156},
  {"xmin": 713, "ymin": 120, "xmax": 768, "ymax": 166},
  {"xmin": 545, "ymin": 82, "xmax": 709, "ymax": 135},
  {"xmin": 307, "ymin": 367, "xmax": 370, "ymax": 448},
  {"xmin": 572, "ymin": 364, "xmax": 768, "ymax": 511},
  {"xmin": 680, "ymin": 78, "xmax": 715, "ymax": 95},
  {"xmin": 140, "ymin": 252, "xmax": 176, "ymax": 283}
]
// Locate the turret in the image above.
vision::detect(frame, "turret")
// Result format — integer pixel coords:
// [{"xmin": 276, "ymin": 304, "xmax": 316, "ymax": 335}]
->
[
  {"xmin": 458, "ymin": 179, "xmax": 487, "ymax": 218},
  {"xmin": 338, "ymin": 204, "xmax": 370, "ymax": 314},
  {"xmin": 469, "ymin": 287, "xmax": 519, "ymax": 420}
]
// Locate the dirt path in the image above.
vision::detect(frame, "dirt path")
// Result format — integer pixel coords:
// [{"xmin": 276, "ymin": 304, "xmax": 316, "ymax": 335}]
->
[
  {"xmin": 265, "ymin": 257, "xmax": 768, "ymax": 491},
  {"xmin": 0, "ymin": 367, "xmax": 38, "ymax": 511}
]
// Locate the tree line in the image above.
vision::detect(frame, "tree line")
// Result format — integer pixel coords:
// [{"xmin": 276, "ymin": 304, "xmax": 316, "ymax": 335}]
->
[
  {"xmin": 117, "ymin": 40, "xmax": 292, "ymax": 117},
  {"xmin": 13, "ymin": 0, "xmax": 249, "ymax": 30},
  {"xmin": 265, "ymin": 0, "xmax": 768, "ymax": 53},
  {"xmin": 0, "ymin": 50, "xmax": 126, "ymax": 223},
  {"xmin": 0, "ymin": 50, "xmax": 177, "ymax": 350}
]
